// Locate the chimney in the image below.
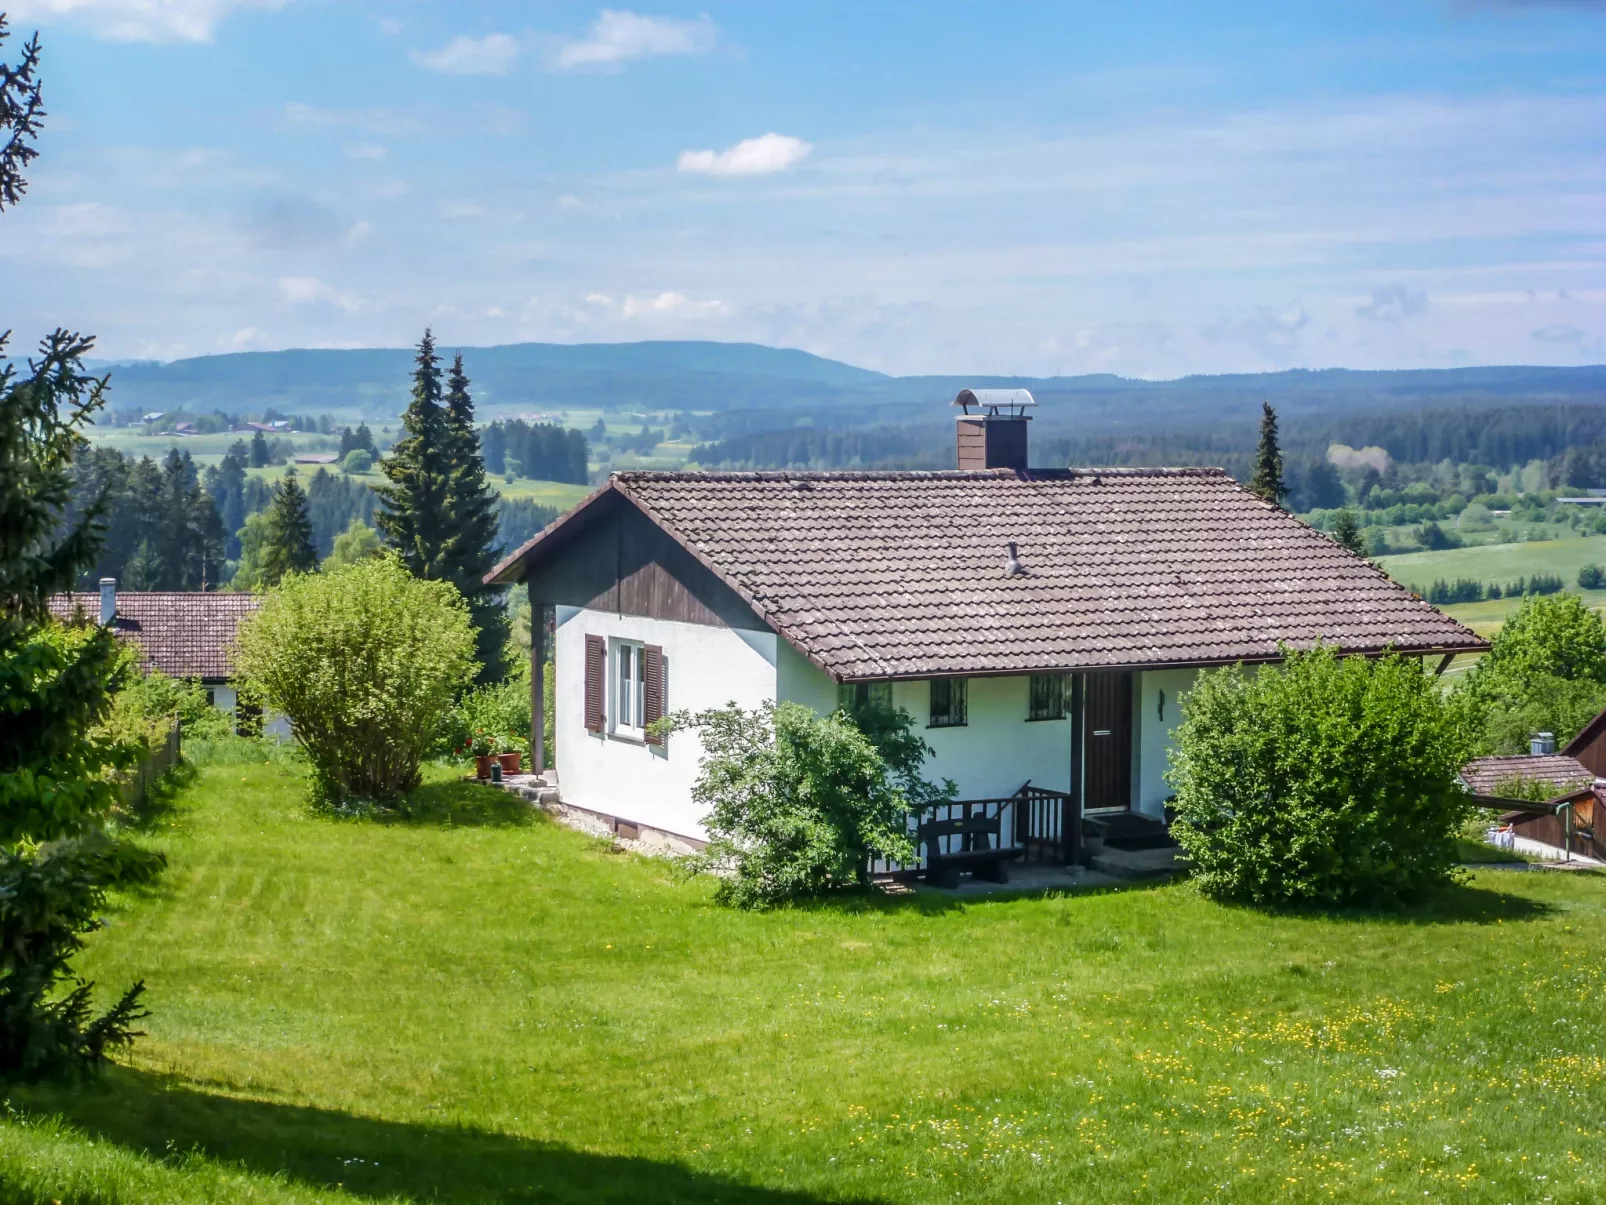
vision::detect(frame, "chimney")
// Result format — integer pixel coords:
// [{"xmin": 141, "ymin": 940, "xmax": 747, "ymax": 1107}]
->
[
  {"xmin": 99, "ymin": 577, "xmax": 117, "ymax": 626},
  {"xmin": 953, "ymin": 388, "xmax": 1035, "ymax": 470},
  {"xmin": 1531, "ymin": 731, "xmax": 1556, "ymax": 756}
]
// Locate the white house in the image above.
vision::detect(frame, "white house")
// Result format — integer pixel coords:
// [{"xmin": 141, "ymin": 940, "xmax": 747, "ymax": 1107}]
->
[
  {"xmin": 50, "ymin": 579, "xmax": 288, "ymax": 737},
  {"xmin": 487, "ymin": 390, "xmax": 1486, "ymax": 868}
]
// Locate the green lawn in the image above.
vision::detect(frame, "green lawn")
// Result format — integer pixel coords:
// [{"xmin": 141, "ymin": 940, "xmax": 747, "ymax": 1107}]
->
[{"xmin": 5, "ymin": 751, "xmax": 1605, "ymax": 1204}]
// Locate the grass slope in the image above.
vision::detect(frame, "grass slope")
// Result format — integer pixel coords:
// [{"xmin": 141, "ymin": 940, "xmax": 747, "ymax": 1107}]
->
[
  {"xmin": 1377, "ymin": 534, "xmax": 1606, "ymax": 593},
  {"xmin": 5, "ymin": 752, "xmax": 1605, "ymax": 1204}
]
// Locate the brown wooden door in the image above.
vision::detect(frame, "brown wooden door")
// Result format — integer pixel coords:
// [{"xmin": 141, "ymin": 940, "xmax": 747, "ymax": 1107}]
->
[{"xmin": 1084, "ymin": 671, "xmax": 1133, "ymax": 810}]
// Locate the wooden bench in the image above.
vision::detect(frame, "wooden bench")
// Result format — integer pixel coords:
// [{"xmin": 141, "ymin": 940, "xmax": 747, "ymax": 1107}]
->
[{"xmin": 919, "ymin": 814, "xmax": 1023, "ymax": 888}]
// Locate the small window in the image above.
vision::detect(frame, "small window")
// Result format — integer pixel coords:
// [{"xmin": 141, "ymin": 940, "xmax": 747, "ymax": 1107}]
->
[
  {"xmin": 611, "ymin": 639, "xmax": 646, "ymax": 738},
  {"xmin": 1027, "ymin": 674, "xmax": 1065, "ymax": 721},
  {"xmin": 839, "ymin": 681, "xmax": 893, "ymax": 716},
  {"xmin": 928, "ymin": 678, "xmax": 968, "ymax": 728}
]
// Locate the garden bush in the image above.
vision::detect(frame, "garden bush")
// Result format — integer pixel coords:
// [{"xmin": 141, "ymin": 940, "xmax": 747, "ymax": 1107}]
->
[
  {"xmin": 673, "ymin": 701, "xmax": 951, "ymax": 909},
  {"xmin": 233, "ymin": 554, "xmax": 477, "ymax": 805},
  {"xmin": 445, "ymin": 674, "xmax": 531, "ymax": 760},
  {"xmin": 1168, "ymin": 645, "xmax": 1474, "ymax": 908}
]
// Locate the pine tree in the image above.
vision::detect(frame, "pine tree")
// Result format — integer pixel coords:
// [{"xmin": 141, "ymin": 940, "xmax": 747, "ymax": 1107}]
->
[
  {"xmin": 1249, "ymin": 401, "xmax": 1286, "ymax": 506},
  {"xmin": 441, "ymin": 351, "xmax": 509, "ymax": 682},
  {"xmin": 259, "ymin": 468, "xmax": 317, "ymax": 586},
  {"xmin": 376, "ymin": 331, "xmax": 455, "ymax": 579},
  {"xmin": 249, "ymin": 429, "xmax": 270, "ymax": 468},
  {"xmin": 1331, "ymin": 508, "xmax": 1368, "ymax": 558},
  {"xmin": 0, "ymin": 15, "xmax": 156, "ymax": 1076}
]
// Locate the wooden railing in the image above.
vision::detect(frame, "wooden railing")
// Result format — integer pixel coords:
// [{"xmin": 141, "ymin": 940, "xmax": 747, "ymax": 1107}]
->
[{"xmin": 871, "ymin": 784, "xmax": 1080, "ymax": 877}]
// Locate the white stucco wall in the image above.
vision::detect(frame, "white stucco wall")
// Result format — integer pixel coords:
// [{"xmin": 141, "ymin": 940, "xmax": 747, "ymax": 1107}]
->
[
  {"xmin": 776, "ymin": 641, "xmax": 839, "ymax": 715},
  {"xmin": 554, "ymin": 606, "xmax": 781, "ymax": 840},
  {"xmin": 1134, "ymin": 667, "xmax": 1196, "ymax": 818},
  {"xmin": 879, "ymin": 674, "xmax": 1074, "ymax": 800}
]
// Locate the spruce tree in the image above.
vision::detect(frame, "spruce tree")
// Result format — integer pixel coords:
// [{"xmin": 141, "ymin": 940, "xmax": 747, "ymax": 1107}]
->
[
  {"xmin": 1249, "ymin": 401, "xmax": 1286, "ymax": 506},
  {"xmin": 376, "ymin": 331, "xmax": 455, "ymax": 580},
  {"xmin": 0, "ymin": 14, "xmax": 156, "ymax": 1076},
  {"xmin": 442, "ymin": 351, "xmax": 509, "ymax": 682},
  {"xmin": 250, "ymin": 429, "xmax": 270, "ymax": 468},
  {"xmin": 259, "ymin": 468, "xmax": 317, "ymax": 586},
  {"xmin": 1331, "ymin": 508, "xmax": 1367, "ymax": 558}
]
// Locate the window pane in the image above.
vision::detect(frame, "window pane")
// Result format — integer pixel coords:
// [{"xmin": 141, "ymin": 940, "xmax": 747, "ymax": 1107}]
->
[
  {"xmin": 869, "ymin": 682, "xmax": 892, "ymax": 710},
  {"xmin": 635, "ymin": 648, "xmax": 646, "ymax": 727},
  {"xmin": 1029, "ymin": 674, "xmax": 1064, "ymax": 720},
  {"xmin": 618, "ymin": 645, "xmax": 632, "ymax": 728}
]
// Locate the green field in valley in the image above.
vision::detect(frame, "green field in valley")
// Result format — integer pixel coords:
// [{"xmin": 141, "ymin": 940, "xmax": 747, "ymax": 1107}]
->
[{"xmin": 4, "ymin": 746, "xmax": 1604, "ymax": 1204}]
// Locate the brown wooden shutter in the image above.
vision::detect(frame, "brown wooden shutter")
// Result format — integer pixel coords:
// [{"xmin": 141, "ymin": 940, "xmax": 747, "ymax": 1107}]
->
[
  {"xmin": 642, "ymin": 644, "xmax": 664, "ymax": 745},
  {"xmin": 584, "ymin": 634, "xmax": 606, "ymax": 732}
]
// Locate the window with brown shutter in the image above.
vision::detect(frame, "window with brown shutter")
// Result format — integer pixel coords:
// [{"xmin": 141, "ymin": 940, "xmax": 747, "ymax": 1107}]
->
[
  {"xmin": 642, "ymin": 644, "xmax": 664, "ymax": 746},
  {"xmin": 584, "ymin": 634, "xmax": 606, "ymax": 732}
]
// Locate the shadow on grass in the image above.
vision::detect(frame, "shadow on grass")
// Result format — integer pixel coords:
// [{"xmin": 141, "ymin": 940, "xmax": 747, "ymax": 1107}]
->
[
  {"xmin": 13, "ymin": 1066, "xmax": 869, "ymax": 1205},
  {"xmin": 1213, "ymin": 879, "xmax": 1558, "ymax": 927},
  {"xmin": 391, "ymin": 778, "xmax": 540, "ymax": 829}
]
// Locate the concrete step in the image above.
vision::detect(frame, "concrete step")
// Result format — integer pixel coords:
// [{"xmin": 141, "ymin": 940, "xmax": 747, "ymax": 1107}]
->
[{"xmin": 1088, "ymin": 844, "xmax": 1189, "ymax": 881}]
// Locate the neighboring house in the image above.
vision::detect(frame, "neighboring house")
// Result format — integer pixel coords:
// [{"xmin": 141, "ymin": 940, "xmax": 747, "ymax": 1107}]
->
[
  {"xmin": 49, "ymin": 579, "xmax": 283, "ymax": 736},
  {"xmin": 1462, "ymin": 733, "xmax": 1606, "ymax": 863},
  {"xmin": 487, "ymin": 390, "xmax": 1487, "ymax": 859}
]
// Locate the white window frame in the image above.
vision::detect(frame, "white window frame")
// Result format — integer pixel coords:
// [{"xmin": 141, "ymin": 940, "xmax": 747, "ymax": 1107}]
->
[{"xmin": 610, "ymin": 637, "xmax": 647, "ymax": 740}]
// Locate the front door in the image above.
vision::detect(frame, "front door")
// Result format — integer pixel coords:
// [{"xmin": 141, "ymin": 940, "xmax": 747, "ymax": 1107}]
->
[{"xmin": 1083, "ymin": 671, "xmax": 1133, "ymax": 810}]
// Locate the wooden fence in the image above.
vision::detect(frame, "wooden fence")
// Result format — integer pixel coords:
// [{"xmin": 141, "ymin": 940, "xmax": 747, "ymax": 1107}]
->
[{"xmin": 120, "ymin": 718, "xmax": 181, "ymax": 811}]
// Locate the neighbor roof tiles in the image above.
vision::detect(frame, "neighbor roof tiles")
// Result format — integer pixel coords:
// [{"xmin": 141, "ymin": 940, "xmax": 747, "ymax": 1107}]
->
[
  {"xmin": 492, "ymin": 468, "xmax": 1487, "ymax": 680},
  {"xmin": 49, "ymin": 592, "xmax": 260, "ymax": 681}
]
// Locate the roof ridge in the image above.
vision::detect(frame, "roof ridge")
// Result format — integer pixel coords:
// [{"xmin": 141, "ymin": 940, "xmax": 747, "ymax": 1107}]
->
[{"xmin": 613, "ymin": 466, "xmax": 1231, "ymax": 481}]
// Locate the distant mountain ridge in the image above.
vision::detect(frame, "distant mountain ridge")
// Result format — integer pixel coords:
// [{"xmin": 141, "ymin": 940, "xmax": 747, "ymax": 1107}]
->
[{"xmin": 89, "ymin": 339, "xmax": 1606, "ymax": 435}]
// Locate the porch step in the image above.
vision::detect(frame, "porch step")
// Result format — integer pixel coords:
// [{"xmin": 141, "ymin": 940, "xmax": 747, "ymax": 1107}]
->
[
  {"xmin": 1088, "ymin": 844, "xmax": 1190, "ymax": 881},
  {"xmin": 1084, "ymin": 811, "xmax": 1171, "ymax": 851}
]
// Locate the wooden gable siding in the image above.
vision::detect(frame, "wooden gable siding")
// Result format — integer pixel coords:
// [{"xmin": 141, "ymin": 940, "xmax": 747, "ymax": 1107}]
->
[
  {"xmin": 524, "ymin": 492, "xmax": 764, "ymax": 630},
  {"xmin": 1564, "ymin": 708, "xmax": 1606, "ymax": 778}
]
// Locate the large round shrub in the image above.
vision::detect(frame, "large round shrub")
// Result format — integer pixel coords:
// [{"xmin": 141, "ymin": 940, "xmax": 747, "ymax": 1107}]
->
[
  {"xmin": 234, "ymin": 554, "xmax": 477, "ymax": 804},
  {"xmin": 1168, "ymin": 645, "xmax": 1474, "ymax": 908}
]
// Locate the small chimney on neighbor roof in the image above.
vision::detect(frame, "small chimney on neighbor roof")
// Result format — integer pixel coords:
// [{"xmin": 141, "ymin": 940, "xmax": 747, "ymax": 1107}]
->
[
  {"xmin": 1531, "ymin": 731, "xmax": 1557, "ymax": 756},
  {"xmin": 99, "ymin": 577, "xmax": 117, "ymax": 626},
  {"xmin": 953, "ymin": 388, "xmax": 1035, "ymax": 471}
]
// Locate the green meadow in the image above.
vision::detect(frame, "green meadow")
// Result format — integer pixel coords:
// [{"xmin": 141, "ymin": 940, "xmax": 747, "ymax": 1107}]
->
[{"xmin": 3, "ymin": 747, "xmax": 1603, "ymax": 1204}]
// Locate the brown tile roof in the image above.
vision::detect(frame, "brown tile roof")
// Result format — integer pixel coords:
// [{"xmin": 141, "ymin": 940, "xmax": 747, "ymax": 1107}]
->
[
  {"xmin": 1460, "ymin": 755, "xmax": 1594, "ymax": 799},
  {"xmin": 489, "ymin": 468, "xmax": 1488, "ymax": 680},
  {"xmin": 48, "ymin": 592, "xmax": 261, "ymax": 681}
]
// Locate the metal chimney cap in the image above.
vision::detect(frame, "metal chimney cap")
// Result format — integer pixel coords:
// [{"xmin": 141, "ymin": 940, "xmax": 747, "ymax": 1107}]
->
[{"xmin": 953, "ymin": 388, "xmax": 1036, "ymax": 416}]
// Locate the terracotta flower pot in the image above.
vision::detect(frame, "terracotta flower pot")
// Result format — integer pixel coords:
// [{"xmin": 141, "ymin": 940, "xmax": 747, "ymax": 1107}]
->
[
  {"xmin": 475, "ymin": 755, "xmax": 494, "ymax": 780},
  {"xmin": 498, "ymin": 751, "xmax": 522, "ymax": 776}
]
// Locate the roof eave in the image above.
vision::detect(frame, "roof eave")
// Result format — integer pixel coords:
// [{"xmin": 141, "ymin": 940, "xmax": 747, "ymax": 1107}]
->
[{"xmin": 483, "ymin": 477, "xmax": 622, "ymax": 586}]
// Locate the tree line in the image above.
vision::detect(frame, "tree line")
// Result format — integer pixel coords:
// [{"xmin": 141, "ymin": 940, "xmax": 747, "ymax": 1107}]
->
[{"xmin": 480, "ymin": 419, "xmax": 589, "ymax": 484}]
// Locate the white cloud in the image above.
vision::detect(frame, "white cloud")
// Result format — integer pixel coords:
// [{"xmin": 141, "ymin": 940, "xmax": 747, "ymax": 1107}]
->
[
  {"xmin": 8, "ymin": 0, "xmax": 286, "ymax": 44},
  {"xmin": 411, "ymin": 32, "xmax": 520, "ymax": 76},
  {"xmin": 344, "ymin": 143, "xmax": 387, "ymax": 161},
  {"xmin": 677, "ymin": 133, "xmax": 813, "ymax": 177},
  {"xmin": 228, "ymin": 326, "xmax": 259, "ymax": 348},
  {"xmin": 584, "ymin": 292, "xmax": 614, "ymax": 305},
  {"xmin": 1531, "ymin": 322, "xmax": 1588, "ymax": 343},
  {"xmin": 552, "ymin": 9, "xmax": 716, "ymax": 71},
  {"xmin": 282, "ymin": 103, "xmax": 422, "ymax": 137},
  {"xmin": 621, "ymin": 291, "xmax": 725, "ymax": 318},
  {"xmin": 1356, "ymin": 283, "xmax": 1430, "ymax": 322},
  {"xmin": 1202, "ymin": 300, "xmax": 1312, "ymax": 355},
  {"xmin": 277, "ymin": 276, "xmax": 358, "ymax": 312},
  {"xmin": 558, "ymin": 193, "xmax": 585, "ymax": 209}
]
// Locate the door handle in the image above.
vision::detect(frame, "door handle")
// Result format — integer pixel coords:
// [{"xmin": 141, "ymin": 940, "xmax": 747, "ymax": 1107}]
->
[{"xmin": 1092, "ymin": 729, "xmax": 1112, "ymax": 736}]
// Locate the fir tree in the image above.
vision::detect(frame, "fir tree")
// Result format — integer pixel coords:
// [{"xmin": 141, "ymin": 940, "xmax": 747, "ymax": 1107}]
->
[
  {"xmin": 1331, "ymin": 508, "xmax": 1368, "ymax": 558},
  {"xmin": 1249, "ymin": 401, "xmax": 1286, "ymax": 506},
  {"xmin": 376, "ymin": 330, "xmax": 455, "ymax": 580},
  {"xmin": 249, "ymin": 429, "xmax": 270, "ymax": 468},
  {"xmin": 259, "ymin": 469, "xmax": 317, "ymax": 586},
  {"xmin": 441, "ymin": 351, "xmax": 509, "ymax": 682}
]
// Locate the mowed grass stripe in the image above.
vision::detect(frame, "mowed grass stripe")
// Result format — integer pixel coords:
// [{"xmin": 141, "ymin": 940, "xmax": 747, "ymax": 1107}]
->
[{"xmin": 3, "ymin": 754, "xmax": 1603, "ymax": 1204}]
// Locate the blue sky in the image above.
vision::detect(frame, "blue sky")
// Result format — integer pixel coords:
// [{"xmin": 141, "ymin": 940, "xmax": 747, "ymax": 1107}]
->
[{"xmin": 3, "ymin": 1, "xmax": 1604, "ymax": 376}]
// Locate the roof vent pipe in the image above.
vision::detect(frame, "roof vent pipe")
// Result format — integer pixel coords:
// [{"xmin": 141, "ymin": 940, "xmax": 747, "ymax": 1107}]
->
[
  {"xmin": 1531, "ymin": 731, "xmax": 1557, "ymax": 756},
  {"xmin": 99, "ymin": 577, "xmax": 117, "ymax": 627},
  {"xmin": 1005, "ymin": 541, "xmax": 1024, "ymax": 576}
]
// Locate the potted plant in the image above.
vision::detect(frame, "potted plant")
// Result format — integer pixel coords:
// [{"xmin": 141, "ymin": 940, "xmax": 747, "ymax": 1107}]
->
[
  {"xmin": 497, "ymin": 731, "xmax": 528, "ymax": 777},
  {"xmin": 464, "ymin": 728, "xmax": 496, "ymax": 779}
]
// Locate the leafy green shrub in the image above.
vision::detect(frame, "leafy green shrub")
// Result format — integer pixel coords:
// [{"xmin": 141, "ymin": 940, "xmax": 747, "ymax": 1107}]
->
[
  {"xmin": 1168, "ymin": 645, "xmax": 1474, "ymax": 908},
  {"xmin": 341, "ymin": 448, "xmax": 373, "ymax": 475},
  {"xmin": 1454, "ymin": 592, "xmax": 1606, "ymax": 753},
  {"xmin": 1579, "ymin": 563, "xmax": 1606, "ymax": 590},
  {"xmin": 100, "ymin": 648, "xmax": 236, "ymax": 745},
  {"xmin": 446, "ymin": 675, "xmax": 531, "ymax": 759},
  {"xmin": 234, "ymin": 554, "xmax": 477, "ymax": 805},
  {"xmin": 673, "ymin": 701, "xmax": 949, "ymax": 909}
]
